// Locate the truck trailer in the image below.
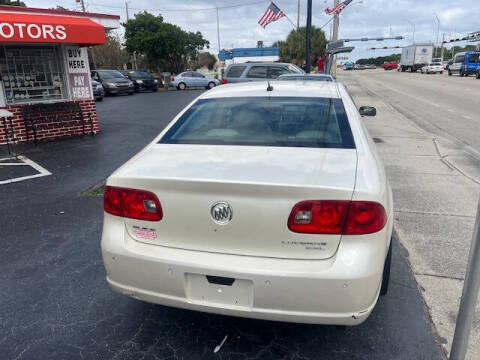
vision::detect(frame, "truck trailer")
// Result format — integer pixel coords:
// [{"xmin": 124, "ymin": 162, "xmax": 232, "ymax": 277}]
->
[{"xmin": 399, "ymin": 44, "xmax": 434, "ymax": 72}]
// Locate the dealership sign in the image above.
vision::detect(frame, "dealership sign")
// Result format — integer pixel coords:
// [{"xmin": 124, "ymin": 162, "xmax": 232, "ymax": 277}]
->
[
  {"xmin": 66, "ymin": 46, "xmax": 92, "ymax": 100},
  {"xmin": 0, "ymin": 13, "xmax": 105, "ymax": 45}
]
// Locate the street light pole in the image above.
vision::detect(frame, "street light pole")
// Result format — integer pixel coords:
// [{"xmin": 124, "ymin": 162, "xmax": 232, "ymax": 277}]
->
[
  {"xmin": 440, "ymin": 33, "xmax": 445, "ymax": 61},
  {"xmin": 297, "ymin": 0, "xmax": 300, "ymax": 30},
  {"xmin": 305, "ymin": 0, "xmax": 312, "ymax": 73},
  {"xmin": 216, "ymin": 6, "xmax": 221, "ymax": 52},
  {"xmin": 450, "ymin": 198, "xmax": 480, "ymax": 360},
  {"xmin": 435, "ymin": 14, "xmax": 440, "ymax": 57}
]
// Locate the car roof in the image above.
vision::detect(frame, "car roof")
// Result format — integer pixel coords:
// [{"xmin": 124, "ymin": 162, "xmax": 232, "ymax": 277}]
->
[
  {"xmin": 278, "ymin": 74, "xmax": 333, "ymax": 78},
  {"xmin": 200, "ymin": 81, "xmax": 341, "ymax": 99}
]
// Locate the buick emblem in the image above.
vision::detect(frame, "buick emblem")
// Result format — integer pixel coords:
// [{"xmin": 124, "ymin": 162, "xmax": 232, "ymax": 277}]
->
[{"xmin": 211, "ymin": 201, "xmax": 233, "ymax": 224}]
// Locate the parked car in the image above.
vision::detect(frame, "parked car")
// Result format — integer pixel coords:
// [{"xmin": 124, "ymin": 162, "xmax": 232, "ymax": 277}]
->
[
  {"xmin": 91, "ymin": 79, "xmax": 104, "ymax": 101},
  {"xmin": 222, "ymin": 62, "xmax": 304, "ymax": 84},
  {"xmin": 277, "ymin": 73, "xmax": 335, "ymax": 82},
  {"xmin": 382, "ymin": 62, "xmax": 398, "ymax": 70},
  {"xmin": 448, "ymin": 51, "xmax": 480, "ymax": 77},
  {"xmin": 420, "ymin": 62, "xmax": 444, "ymax": 74},
  {"xmin": 101, "ymin": 81, "xmax": 393, "ymax": 326},
  {"xmin": 170, "ymin": 71, "xmax": 220, "ymax": 90},
  {"xmin": 91, "ymin": 70, "xmax": 134, "ymax": 96},
  {"xmin": 366, "ymin": 64, "xmax": 377, "ymax": 69},
  {"xmin": 120, "ymin": 70, "xmax": 159, "ymax": 92}
]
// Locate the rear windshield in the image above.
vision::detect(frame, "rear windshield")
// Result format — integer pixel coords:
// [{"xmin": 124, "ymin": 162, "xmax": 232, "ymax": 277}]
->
[
  {"xmin": 226, "ymin": 66, "xmax": 246, "ymax": 78},
  {"xmin": 431, "ymin": 63, "xmax": 441, "ymax": 66},
  {"xmin": 160, "ymin": 97, "xmax": 355, "ymax": 149}
]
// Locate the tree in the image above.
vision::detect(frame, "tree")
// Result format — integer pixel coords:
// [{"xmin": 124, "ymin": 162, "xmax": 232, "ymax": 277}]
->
[
  {"xmin": 0, "ymin": 0, "xmax": 26, "ymax": 6},
  {"xmin": 356, "ymin": 54, "xmax": 401, "ymax": 66},
  {"xmin": 275, "ymin": 26, "xmax": 327, "ymax": 66},
  {"xmin": 88, "ymin": 34, "xmax": 129, "ymax": 70},
  {"xmin": 191, "ymin": 52, "xmax": 217, "ymax": 70},
  {"xmin": 123, "ymin": 12, "xmax": 209, "ymax": 73}
]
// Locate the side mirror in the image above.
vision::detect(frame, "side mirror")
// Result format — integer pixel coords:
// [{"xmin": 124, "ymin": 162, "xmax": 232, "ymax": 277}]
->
[{"xmin": 359, "ymin": 106, "xmax": 377, "ymax": 117}]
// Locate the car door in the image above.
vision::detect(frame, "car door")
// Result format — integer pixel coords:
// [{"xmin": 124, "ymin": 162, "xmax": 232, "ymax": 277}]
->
[
  {"xmin": 192, "ymin": 72, "xmax": 207, "ymax": 86},
  {"xmin": 181, "ymin": 72, "xmax": 194, "ymax": 87},
  {"xmin": 245, "ymin": 66, "xmax": 268, "ymax": 81}
]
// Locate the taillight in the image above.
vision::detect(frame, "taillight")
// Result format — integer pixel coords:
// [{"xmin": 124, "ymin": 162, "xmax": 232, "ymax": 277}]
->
[
  {"xmin": 104, "ymin": 186, "xmax": 163, "ymax": 221},
  {"xmin": 288, "ymin": 200, "xmax": 386, "ymax": 235},
  {"xmin": 221, "ymin": 79, "xmax": 227, "ymax": 84},
  {"xmin": 171, "ymin": 76, "xmax": 175, "ymax": 81}
]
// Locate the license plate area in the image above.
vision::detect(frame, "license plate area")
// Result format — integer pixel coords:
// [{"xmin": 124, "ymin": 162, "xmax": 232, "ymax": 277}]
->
[{"xmin": 185, "ymin": 273, "xmax": 253, "ymax": 309}]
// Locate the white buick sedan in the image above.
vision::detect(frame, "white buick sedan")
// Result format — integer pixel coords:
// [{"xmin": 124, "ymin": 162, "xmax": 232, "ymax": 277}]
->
[{"xmin": 101, "ymin": 81, "xmax": 393, "ymax": 326}]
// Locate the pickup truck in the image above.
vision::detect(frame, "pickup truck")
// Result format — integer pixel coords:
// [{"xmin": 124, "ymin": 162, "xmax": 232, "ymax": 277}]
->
[{"xmin": 382, "ymin": 62, "xmax": 398, "ymax": 70}]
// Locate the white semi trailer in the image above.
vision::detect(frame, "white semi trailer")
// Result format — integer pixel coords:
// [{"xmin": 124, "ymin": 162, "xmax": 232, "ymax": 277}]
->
[{"xmin": 399, "ymin": 44, "xmax": 434, "ymax": 72}]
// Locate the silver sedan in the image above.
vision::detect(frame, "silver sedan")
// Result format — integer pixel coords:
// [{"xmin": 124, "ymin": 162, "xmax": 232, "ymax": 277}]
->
[{"xmin": 170, "ymin": 71, "xmax": 220, "ymax": 90}]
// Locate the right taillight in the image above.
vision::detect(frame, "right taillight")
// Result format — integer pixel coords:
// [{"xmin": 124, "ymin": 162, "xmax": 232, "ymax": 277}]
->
[
  {"xmin": 104, "ymin": 186, "xmax": 163, "ymax": 221},
  {"xmin": 288, "ymin": 200, "xmax": 386, "ymax": 235}
]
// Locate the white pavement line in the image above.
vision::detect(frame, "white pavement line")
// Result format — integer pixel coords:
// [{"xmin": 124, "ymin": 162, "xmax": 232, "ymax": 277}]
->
[{"xmin": 0, "ymin": 155, "xmax": 52, "ymax": 185}]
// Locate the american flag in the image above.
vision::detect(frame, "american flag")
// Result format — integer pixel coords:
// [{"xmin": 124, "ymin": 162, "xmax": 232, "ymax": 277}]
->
[
  {"xmin": 325, "ymin": 0, "xmax": 353, "ymax": 15},
  {"xmin": 258, "ymin": 2, "xmax": 285, "ymax": 28}
]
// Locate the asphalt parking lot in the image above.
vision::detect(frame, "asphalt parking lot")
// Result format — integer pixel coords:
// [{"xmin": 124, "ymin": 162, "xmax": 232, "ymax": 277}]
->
[{"xmin": 0, "ymin": 90, "xmax": 443, "ymax": 359}]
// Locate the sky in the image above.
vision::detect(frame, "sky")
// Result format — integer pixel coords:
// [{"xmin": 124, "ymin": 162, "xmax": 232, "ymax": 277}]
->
[{"xmin": 28, "ymin": 0, "xmax": 480, "ymax": 61}]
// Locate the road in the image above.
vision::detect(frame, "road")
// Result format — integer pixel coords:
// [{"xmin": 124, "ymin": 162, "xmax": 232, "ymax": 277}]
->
[
  {"xmin": 339, "ymin": 69, "xmax": 480, "ymax": 359},
  {"xmin": 343, "ymin": 70, "xmax": 480, "ymax": 155},
  {"xmin": 0, "ymin": 90, "xmax": 442, "ymax": 359}
]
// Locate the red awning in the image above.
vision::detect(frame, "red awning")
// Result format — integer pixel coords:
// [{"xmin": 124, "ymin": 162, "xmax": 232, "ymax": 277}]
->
[{"xmin": 0, "ymin": 13, "xmax": 105, "ymax": 45}]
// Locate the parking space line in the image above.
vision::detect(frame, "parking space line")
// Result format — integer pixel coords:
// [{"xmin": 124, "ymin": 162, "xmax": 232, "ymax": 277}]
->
[{"xmin": 0, "ymin": 155, "xmax": 52, "ymax": 185}]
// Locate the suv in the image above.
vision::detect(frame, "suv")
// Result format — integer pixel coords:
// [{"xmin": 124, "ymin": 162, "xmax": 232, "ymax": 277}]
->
[
  {"xmin": 222, "ymin": 62, "xmax": 304, "ymax": 84},
  {"xmin": 448, "ymin": 51, "xmax": 480, "ymax": 77}
]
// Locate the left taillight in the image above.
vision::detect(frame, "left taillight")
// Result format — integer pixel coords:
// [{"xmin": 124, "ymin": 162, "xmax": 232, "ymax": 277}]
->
[
  {"xmin": 288, "ymin": 200, "xmax": 386, "ymax": 235},
  {"xmin": 104, "ymin": 186, "xmax": 163, "ymax": 221}
]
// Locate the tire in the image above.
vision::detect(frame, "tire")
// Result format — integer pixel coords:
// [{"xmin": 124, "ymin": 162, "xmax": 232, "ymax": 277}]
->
[
  {"xmin": 460, "ymin": 70, "xmax": 465, "ymax": 77},
  {"xmin": 476, "ymin": 72, "xmax": 480, "ymax": 79},
  {"xmin": 380, "ymin": 241, "xmax": 392, "ymax": 296},
  {"xmin": 128, "ymin": 91, "xmax": 134, "ymax": 95},
  {"xmin": 178, "ymin": 82, "xmax": 186, "ymax": 90},
  {"xmin": 448, "ymin": 70, "xmax": 452, "ymax": 76},
  {"xmin": 96, "ymin": 97, "xmax": 103, "ymax": 102},
  {"xmin": 207, "ymin": 81, "xmax": 216, "ymax": 89},
  {"xmin": 152, "ymin": 88, "xmax": 158, "ymax": 92},
  {"xmin": 440, "ymin": 72, "xmax": 443, "ymax": 74}
]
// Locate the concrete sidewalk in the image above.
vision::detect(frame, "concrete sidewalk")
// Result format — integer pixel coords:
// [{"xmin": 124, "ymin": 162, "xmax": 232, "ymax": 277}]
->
[{"xmin": 341, "ymin": 72, "xmax": 480, "ymax": 359}]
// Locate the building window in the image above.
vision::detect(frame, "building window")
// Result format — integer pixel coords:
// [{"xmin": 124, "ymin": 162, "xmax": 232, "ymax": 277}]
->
[{"xmin": 0, "ymin": 45, "xmax": 67, "ymax": 105}]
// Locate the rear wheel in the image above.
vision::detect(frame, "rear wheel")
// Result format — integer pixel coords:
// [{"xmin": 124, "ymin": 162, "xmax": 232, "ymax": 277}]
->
[
  {"xmin": 448, "ymin": 70, "xmax": 452, "ymax": 76},
  {"xmin": 476, "ymin": 72, "xmax": 480, "ymax": 79},
  {"xmin": 380, "ymin": 241, "xmax": 392, "ymax": 296},
  {"xmin": 178, "ymin": 82, "xmax": 186, "ymax": 90},
  {"xmin": 460, "ymin": 70, "xmax": 465, "ymax": 77}
]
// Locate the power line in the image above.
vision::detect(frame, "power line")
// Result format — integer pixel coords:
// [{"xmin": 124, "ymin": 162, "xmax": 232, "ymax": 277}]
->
[{"xmin": 85, "ymin": 0, "xmax": 269, "ymax": 13}]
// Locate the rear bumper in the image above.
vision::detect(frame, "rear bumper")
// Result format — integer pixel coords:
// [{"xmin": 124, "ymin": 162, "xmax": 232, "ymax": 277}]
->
[{"xmin": 101, "ymin": 214, "xmax": 392, "ymax": 325}]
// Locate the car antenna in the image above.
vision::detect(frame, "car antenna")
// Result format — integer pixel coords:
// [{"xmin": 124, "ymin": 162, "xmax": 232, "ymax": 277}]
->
[{"xmin": 267, "ymin": 81, "xmax": 273, "ymax": 92}]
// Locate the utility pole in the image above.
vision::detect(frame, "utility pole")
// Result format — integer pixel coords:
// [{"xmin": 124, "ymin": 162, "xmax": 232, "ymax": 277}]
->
[
  {"xmin": 126, "ymin": 2, "xmax": 137, "ymax": 70},
  {"xmin": 305, "ymin": 0, "xmax": 312, "ymax": 73},
  {"xmin": 297, "ymin": 0, "xmax": 300, "ymax": 30},
  {"xmin": 435, "ymin": 14, "xmax": 440, "ymax": 57},
  {"xmin": 331, "ymin": 0, "xmax": 340, "ymax": 76},
  {"xmin": 216, "ymin": 6, "xmax": 221, "ymax": 52}
]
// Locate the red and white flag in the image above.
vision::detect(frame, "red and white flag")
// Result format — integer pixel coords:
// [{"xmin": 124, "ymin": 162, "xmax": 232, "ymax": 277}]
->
[
  {"xmin": 325, "ymin": 0, "xmax": 353, "ymax": 15},
  {"xmin": 258, "ymin": 2, "xmax": 286, "ymax": 28}
]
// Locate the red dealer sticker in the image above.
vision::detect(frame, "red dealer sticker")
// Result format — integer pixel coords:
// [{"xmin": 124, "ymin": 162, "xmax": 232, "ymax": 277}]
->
[{"xmin": 0, "ymin": 13, "xmax": 105, "ymax": 45}]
